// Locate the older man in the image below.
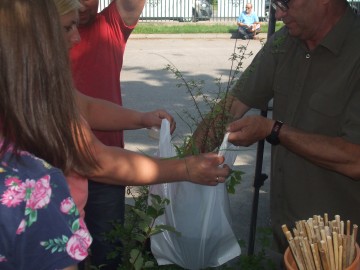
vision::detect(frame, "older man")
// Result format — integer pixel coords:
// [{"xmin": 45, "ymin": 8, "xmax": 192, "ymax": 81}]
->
[
  {"xmin": 196, "ymin": 0, "xmax": 360, "ymax": 252},
  {"xmin": 237, "ymin": 3, "xmax": 261, "ymax": 39}
]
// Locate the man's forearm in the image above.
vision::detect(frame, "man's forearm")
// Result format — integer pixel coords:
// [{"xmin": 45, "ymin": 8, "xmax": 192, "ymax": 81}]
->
[{"xmin": 279, "ymin": 124, "xmax": 360, "ymax": 180}]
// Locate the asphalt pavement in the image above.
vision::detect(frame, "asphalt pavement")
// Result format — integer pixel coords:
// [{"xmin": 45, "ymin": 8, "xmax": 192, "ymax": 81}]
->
[{"xmin": 121, "ymin": 32, "xmax": 273, "ymax": 259}]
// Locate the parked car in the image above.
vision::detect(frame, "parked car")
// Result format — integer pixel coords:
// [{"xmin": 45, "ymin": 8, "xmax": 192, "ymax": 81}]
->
[{"xmin": 193, "ymin": 0, "xmax": 213, "ymax": 21}]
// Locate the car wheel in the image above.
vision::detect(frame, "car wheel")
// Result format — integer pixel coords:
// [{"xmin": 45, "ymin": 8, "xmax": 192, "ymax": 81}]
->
[{"xmin": 192, "ymin": 9, "xmax": 199, "ymax": 22}]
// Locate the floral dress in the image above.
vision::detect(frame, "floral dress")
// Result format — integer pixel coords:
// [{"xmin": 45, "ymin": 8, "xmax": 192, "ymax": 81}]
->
[{"xmin": 0, "ymin": 148, "xmax": 92, "ymax": 270}]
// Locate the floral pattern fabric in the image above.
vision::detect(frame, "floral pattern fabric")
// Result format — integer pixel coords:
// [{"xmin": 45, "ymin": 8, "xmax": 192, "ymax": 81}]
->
[{"xmin": 0, "ymin": 148, "xmax": 92, "ymax": 270}]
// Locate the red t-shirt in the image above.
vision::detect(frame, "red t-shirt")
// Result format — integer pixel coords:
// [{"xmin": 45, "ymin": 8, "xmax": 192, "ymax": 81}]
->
[{"xmin": 70, "ymin": 2, "xmax": 134, "ymax": 148}]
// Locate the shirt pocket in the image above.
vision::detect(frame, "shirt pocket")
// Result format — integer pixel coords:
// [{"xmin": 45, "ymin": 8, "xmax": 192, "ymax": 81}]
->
[
  {"xmin": 309, "ymin": 92, "xmax": 344, "ymax": 118},
  {"xmin": 307, "ymin": 92, "xmax": 346, "ymax": 135}
]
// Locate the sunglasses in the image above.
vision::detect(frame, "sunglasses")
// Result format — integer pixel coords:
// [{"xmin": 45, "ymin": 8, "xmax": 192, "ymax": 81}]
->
[{"xmin": 271, "ymin": 0, "xmax": 291, "ymax": 11}]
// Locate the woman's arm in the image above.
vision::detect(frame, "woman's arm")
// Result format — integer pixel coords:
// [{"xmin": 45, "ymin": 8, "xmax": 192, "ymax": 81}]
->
[
  {"xmin": 76, "ymin": 91, "xmax": 176, "ymax": 133},
  {"xmin": 80, "ymin": 119, "xmax": 229, "ymax": 186}
]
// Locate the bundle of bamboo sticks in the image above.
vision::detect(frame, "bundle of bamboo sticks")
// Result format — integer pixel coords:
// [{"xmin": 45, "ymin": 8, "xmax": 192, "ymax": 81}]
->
[{"xmin": 282, "ymin": 214, "xmax": 358, "ymax": 270}]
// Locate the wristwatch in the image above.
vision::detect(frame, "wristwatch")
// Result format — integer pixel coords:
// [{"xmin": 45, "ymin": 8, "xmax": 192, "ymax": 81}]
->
[{"xmin": 266, "ymin": 120, "xmax": 283, "ymax": 145}]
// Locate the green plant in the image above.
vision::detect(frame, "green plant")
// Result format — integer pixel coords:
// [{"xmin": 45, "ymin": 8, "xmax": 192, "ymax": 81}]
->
[
  {"xmin": 104, "ymin": 187, "xmax": 179, "ymax": 270},
  {"xmin": 234, "ymin": 228, "xmax": 278, "ymax": 270},
  {"xmin": 165, "ymin": 40, "xmax": 254, "ymax": 156},
  {"xmin": 101, "ymin": 38, "xmax": 265, "ymax": 270},
  {"xmin": 163, "ymin": 43, "xmax": 252, "ymax": 194}
]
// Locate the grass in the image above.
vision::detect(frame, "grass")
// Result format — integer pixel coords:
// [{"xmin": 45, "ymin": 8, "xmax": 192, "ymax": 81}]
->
[{"xmin": 133, "ymin": 21, "xmax": 284, "ymax": 34}]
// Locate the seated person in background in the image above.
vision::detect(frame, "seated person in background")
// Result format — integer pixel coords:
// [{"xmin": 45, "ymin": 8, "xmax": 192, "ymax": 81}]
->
[{"xmin": 237, "ymin": 3, "xmax": 261, "ymax": 39}]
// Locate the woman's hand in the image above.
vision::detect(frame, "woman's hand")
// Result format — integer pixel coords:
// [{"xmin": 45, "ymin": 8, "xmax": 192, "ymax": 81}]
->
[
  {"xmin": 141, "ymin": 109, "xmax": 176, "ymax": 134},
  {"xmin": 185, "ymin": 153, "xmax": 230, "ymax": 186}
]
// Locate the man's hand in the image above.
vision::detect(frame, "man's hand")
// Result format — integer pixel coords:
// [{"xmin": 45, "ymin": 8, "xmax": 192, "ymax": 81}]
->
[{"xmin": 227, "ymin": 115, "xmax": 273, "ymax": 146}]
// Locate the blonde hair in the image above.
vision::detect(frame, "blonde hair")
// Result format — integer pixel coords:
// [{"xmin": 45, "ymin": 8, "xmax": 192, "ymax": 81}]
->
[
  {"xmin": 53, "ymin": 0, "xmax": 82, "ymax": 16},
  {"xmin": 0, "ymin": 0, "xmax": 97, "ymax": 174}
]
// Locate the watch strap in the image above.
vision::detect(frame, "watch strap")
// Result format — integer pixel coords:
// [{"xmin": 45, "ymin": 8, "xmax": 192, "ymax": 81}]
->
[{"xmin": 266, "ymin": 120, "xmax": 283, "ymax": 145}]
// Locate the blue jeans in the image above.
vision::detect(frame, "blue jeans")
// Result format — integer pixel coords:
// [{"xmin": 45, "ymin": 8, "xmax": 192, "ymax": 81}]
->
[
  {"xmin": 238, "ymin": 26, "xmax": 256, "ymax": 39},
  {"xmin": 83, "ymin": 180, "xmax": 126, "ymax": 270}
]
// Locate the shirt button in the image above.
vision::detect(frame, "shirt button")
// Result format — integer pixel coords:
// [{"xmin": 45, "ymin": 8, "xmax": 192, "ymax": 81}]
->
[{"xmin": 305, "ymin": 53, "xmax": 311, "ymax": 59}]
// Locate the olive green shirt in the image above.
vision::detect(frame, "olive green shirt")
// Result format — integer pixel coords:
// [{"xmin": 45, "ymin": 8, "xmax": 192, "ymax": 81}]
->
[{"xmin": 232, "ymin": 7, "xmax": 360, "ymax": 251}]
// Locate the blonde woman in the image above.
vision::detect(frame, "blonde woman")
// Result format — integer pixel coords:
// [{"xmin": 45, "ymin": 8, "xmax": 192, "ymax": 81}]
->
[{"xmin": 0, "ymin": 0, "xmax": 94, "ymax": 269}]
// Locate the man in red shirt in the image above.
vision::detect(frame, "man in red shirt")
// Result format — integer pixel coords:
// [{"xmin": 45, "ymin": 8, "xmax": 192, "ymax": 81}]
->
[{"xmin": 70, "ymin": 1, "xmax": 146, "ymax": 268}]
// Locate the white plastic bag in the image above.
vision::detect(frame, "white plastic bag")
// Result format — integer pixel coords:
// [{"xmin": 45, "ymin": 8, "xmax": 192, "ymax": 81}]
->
[{"xmin": 149, "ymin": 119, "xmax": 241, "ymax": 270}]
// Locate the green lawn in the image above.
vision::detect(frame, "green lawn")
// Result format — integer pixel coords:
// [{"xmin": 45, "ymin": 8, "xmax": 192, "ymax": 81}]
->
[{"xmin": 133, "ymin": 21, "xmax": 285, "ymax": 34}]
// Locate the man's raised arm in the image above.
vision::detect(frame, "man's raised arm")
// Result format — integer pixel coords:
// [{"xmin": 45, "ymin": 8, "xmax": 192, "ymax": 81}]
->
[{"xmin": 115, "ymin": 0, "xmax": 146, "ymax": 26}]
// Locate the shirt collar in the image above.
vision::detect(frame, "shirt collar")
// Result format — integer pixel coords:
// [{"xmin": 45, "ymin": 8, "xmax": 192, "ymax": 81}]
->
[{"xmin": 320, "ymin": 7, "xmax": 357, "ymax": 55}]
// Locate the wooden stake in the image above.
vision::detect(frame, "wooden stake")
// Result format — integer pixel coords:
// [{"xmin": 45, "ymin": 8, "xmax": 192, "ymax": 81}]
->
[
  {"xmin": 321, "ymin": 240, "xmax": 331, "ymax": 270},
  {"xmin": 347, "ymin": 220, "xmax": 351, "ymax": 236},
  {"xmin": 320, "ymin": 245, "xmax": 330, "ymax": 270},
  {"xmin": 324, "ymin": 213, "xmax": 329, "ymax": 226},
  {"xmin": 305, "ymin": 237, "xmax": 316, "ymax": 270},
  {"xmin": 283, "ymin": 229, "xmax": 305, "ymax": 269},
  {"xmin": 349, "ymin": 225, "xmax": 357, "ymax": 265},
  {"xmin": 296, "ymin": 221, "xmax": 303, "ymax": 234},
  {"xmin": 282, "ymin": 224, "xmax": 290, "ymax": 236},
  {"xmin": 301, "ymin": 239, "xmax": 315, "ymax": 270},
  {"xmin": 311, "ymin": 243, "xmax": 322, "ymax": 270},
  {"xmin": 325, "ymin": 226, "xmax": 331, "ymax": 238},
  {"xmin": 295, "ymin": 236, "xmax": 306, "ymax": 269},
  {"xmin": 314, "ymin": 215, "xmax": 319, "ymax": 225},
  {"xmin": 353, "ymin": 224, "xmax": 358, "ymax": 241},
  {"xmin": 326, "ymin": 235, "xmax": 336, "ymax": 270},
  {"xmin": 288, "ymin": 238, "xmax": 305, "ymax": 270},
  {"xmin": 342, "ymin": 236, "xmax": 347, "ymax": 269},
  {"xmin": 338, "ymin": 245, "xmax": 343, "ymax": 270},
  {"xmin": 335, "ymin": 215, "xmax": 341, "ymax": 231},
  {"xmin": 314, "ymin": 226, "xmax": 322, "ymax": 243},
  {"xmin": 346, "ymin": 234, "xmax": 351, "ymax": 267},
  {"xmin": 321, "ymin": 229, "xmax": 327, "ymax": 242},
  {"xmin": 306, "ymin": 222, "xmax": 314, "ymax": 243},
  {"xmin": 332, "ymin": 232, "xmax": 338, "ymax": 270},
  {"xmin": 340, "ymin": 221, "xmax": 344, "ymax": 236},
  {"xmin": 332, "ymin": 220, "xmax": 338, "ymax": 234},
  {"xmin": 308, "ymin": 218, "xmax": 315, "ymax": 237},
  {"xmin": 338, "ymin": 234, "xmax": 342, "ymax": 248}
]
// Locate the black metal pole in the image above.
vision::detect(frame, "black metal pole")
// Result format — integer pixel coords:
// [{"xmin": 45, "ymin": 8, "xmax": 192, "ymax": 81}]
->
[
  {"xmin": 247, "ymin": 111, "xmax": 268, "ymax": 256},
  {"xmin": 247, "ymin": 3, "xmax": 277, "ymax": 256}
]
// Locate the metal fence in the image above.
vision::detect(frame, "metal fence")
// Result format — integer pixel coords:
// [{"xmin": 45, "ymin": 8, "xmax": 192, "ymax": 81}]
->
[
  {"xmin": 98, "ymin": 0, "xmax": 360, "ymax": 22},
  {"xmin": 98, "ymin": 0, "xmax": 268, "ymax": 22}
]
